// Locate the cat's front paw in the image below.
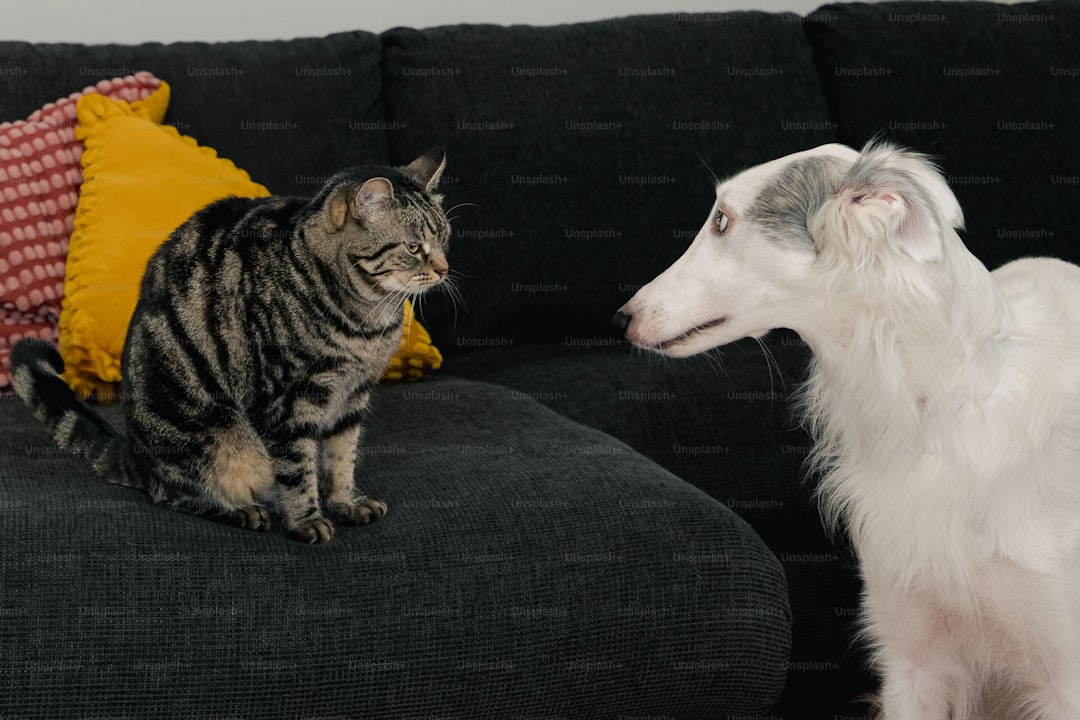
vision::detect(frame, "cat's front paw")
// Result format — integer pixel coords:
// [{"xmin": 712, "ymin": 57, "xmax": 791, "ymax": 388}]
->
[
  {"xmin": 286, "ymin": 517, "xmax": 336, "ymax": 544},
  {"xmin": 326, "ymin": 495, "xmax": 388, "ymax": 526}
]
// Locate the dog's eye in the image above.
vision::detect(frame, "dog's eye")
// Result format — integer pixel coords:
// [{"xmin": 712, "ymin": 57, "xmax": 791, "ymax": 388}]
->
[{"xmin": 715, "ymin": 210, "xmax": 729, "ymax": 234}]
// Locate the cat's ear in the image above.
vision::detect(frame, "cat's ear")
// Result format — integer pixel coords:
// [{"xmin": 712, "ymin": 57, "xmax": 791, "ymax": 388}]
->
[
  {"xmin": 400, "ymin": 147, "xmax": 446, "ymax": 192},
  {"xmin": 328, "ymin": 178, "xmax": 394, "ymax": 230},
  {"xmin": 350, "ymin": 177, "xmax": 395, "ymax": 219}
]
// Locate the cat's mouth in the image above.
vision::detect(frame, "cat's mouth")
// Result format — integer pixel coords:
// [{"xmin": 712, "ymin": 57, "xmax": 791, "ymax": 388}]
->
[
  {"xmin": 346, "ymin": 253, "xmax": 448, "ymax": 296},
  {"xmin": 370, "ymin": 272, "xmax": 446, "ymax": 295},
  {"xmin": 412, "ymin": 273, "xmax": 447, "ymax": 288}
]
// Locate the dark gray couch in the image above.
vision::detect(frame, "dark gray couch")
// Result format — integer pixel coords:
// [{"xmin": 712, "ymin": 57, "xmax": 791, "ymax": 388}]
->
[{"xmin": 1, "ymin": 2, "xmax": 1077, "ymax": 717}]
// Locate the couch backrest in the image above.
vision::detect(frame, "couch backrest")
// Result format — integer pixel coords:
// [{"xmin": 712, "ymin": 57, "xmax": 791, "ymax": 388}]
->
[
  {"xmin": 380, "ymin": 14, "xmax": 838, "ymax": 353},
  {"xmin": 0, "ymin": 32, "xmax": 389, "ymax": 196},
  {"xmin": 806, "ymin": 0, "xmax": 1080, "ymax": 271},
  {"xmin": 3, "ymin": 3, "xmax": 1077, "ymax": 356}
]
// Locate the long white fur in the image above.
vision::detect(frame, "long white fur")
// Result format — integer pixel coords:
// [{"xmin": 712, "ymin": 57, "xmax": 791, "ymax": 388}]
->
[{"xmin": 618, "ymin": 141, "xmax": 1080, "ymax": 719}]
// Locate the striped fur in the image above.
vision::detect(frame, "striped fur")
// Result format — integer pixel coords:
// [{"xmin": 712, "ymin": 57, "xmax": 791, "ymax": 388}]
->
[
  {"xmin": 10, "ymin": 340, "xmax": 137, "ymax": 488},
  {"xmin": 12, "ymin": 149, "xmax": 450, "ymax": 543}
]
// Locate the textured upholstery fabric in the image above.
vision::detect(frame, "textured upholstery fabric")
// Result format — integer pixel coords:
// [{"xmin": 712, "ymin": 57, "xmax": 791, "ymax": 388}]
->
[
  {"xmin": 441, "ymin": 336, "xmax": 870, "ymax": 716},
  {"xmin": 0, "ymin": 377, "xmax": 790, "ymax": 718},
  {"xmin": 805, "ymin": 0, "xmax": 1080, "ymax": 269},
  {"xmin": 0, "ymin": 33, "xmax": 390, "ymax": 196},
  {"xmin": 443, "ymin": 337, "xmax": 815, "ymax": 543},
  {"xmin": 380, "ymin": 15, "xmax": 838, "ymax": 353}
]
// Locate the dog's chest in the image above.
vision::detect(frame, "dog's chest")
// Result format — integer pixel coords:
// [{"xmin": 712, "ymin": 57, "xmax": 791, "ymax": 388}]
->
[{"xmin": 851, "ymin": 438, "xmax": 1080, "ymax": 595}]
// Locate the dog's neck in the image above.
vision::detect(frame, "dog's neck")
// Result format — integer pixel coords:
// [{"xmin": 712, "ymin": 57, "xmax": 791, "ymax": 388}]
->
[
  {"xmin": 800, "ymin": 231, "xmax": 1008, "ymax": 392},
  {"xmin": 792, "ymin": 232, "xmax": 1011, "ymax": 528}
]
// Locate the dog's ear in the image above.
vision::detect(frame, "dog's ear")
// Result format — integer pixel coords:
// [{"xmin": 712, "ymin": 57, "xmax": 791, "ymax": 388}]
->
[{"xmin": 816, "ymin": 143, "xmax": 963, "ymax": 264}]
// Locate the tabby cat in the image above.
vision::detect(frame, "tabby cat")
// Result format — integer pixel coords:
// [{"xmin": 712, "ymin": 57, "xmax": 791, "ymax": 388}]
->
[{"xmin": 12, "ymin": 148, "xmax": 450, "ymax": 543}]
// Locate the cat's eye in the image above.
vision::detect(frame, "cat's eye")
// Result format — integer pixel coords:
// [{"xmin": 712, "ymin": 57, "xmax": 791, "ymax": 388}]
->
[
  {"xmin": 715, "ymin": 209, "xmax": 729, "ymax": 235},
  {"xmin": 404, "ymin": 240, "xmax": 421, "ymax": 254}
]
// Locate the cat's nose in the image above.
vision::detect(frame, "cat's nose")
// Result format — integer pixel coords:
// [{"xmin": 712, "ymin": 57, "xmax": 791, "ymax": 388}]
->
[
  {"xmin": 433, "ymin": 262, "xmax": 449, "ymax": 279},
  {"xmin": 611, "ymin": 309, "xmax": 632, "ymax": 333}
]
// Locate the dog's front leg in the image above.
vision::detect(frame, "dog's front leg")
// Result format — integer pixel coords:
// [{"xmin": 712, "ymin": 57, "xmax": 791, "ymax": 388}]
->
[
  {"xmin": 863, "ymin": 585, "xmax": 965, "ymax": 720},
  {"xmin": 1028, "ymin": 631, "xmax": 1080, "ymax": 719},
  {"xmin": 875, "ymin": 653, "xmax": 955, "ymax": 720}
]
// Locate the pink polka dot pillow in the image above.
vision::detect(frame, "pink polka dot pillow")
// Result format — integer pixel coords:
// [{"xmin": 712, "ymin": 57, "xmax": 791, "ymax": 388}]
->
[{"xmin": 0, "ymin": 72, "xmax": 164, "ymax": 391}]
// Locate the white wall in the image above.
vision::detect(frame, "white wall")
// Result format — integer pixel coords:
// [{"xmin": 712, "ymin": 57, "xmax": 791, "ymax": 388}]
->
[{"xmin": 7, "ymin": 0, "xmax": 829, "ymax": 44}]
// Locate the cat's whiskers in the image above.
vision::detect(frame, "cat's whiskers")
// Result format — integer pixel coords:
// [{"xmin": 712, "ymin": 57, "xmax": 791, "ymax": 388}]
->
[
  {"xmin": 445, "ymin": 202, "xmax": 478, "ymax": 218},
  {"xmin": 445, "ymin": 199, "xmax": 478, "ymax": 229},
  {"xmin": 438, "ymin": 273, "xmax": 466, "ymax": 331},
  {"xmin": 406, "ymin": 275, "xmax": 441, "ymax": 322},
  {"xmin": 360, "ymin": 285, "xmax": 409, "ymax": 330}
]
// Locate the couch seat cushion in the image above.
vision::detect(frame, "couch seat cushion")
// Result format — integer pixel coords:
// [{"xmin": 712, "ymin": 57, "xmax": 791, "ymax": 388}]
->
[
  {"xmin": 442, "ymin": 339, "xmax": 872, "ymax": 716},
  {"xmin": 1, "ymin": 376, "xmax": 789, "ymax": 718}
]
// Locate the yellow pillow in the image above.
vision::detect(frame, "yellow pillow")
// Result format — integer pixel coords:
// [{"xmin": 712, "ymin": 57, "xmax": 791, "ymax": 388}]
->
[
  {"xmin": 385, "ymin": 300, "xmax": 443, "ymax": 382},
  {"xmin": 61, "ymin": 87, "xmax": 440, "ymax": 399}
]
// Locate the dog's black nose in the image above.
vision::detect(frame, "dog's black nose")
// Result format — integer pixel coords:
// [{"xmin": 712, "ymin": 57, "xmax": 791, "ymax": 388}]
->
[{"xmin": 611, "ymin": 310, "xmax": 631, "ymax": 332}]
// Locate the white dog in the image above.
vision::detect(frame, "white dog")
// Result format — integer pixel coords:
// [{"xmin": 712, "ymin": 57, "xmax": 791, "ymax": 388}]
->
[{"xmin": 614, "ymin": 141, "xmax": 1080, "ymax": 719}]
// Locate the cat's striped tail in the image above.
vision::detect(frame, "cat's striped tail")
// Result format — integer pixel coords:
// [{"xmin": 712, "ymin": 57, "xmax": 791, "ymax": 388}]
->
[{"xmin": 10, "ymin": 339, "xmax": 137, "ymax": 488}]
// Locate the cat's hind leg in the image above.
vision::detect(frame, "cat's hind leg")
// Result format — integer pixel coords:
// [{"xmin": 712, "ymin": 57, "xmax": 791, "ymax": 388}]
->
[
  {"xmin": 220, "ymin": 504, "xmax": 272, "ymax": 531},
  {"xmin": 204, "ymin": 423, "xmax": 275, "ymax": 531},
  {"xmin": 131, "ymin": 418, "xmax": 275, "ymax": 531}
]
